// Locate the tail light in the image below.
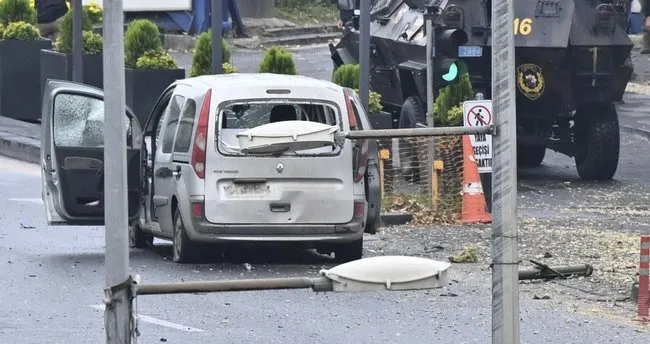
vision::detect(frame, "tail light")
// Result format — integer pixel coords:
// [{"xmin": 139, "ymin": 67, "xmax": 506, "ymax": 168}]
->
[
  {"xmin": 354, "ymin": 201, "xmax": 365, "ymax": 217},
  {"xmin": 343, "ymin": 88, "xmax": 357, "ymax": 130},
  {"xmin": 343, "ymin": 88, "xmax": 367, "ymax": 182},
  {"xmin": 191, "ymin": 201, "xmax": 204, "ymax": 218},
  {"xmin": 191, "ymin": 89, "xmax": 212, "ymax": 179}
]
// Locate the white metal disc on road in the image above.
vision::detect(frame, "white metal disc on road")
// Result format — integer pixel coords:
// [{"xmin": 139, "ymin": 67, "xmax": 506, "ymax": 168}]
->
[{"xmin": 320, "ymin": 256, "xmax": 451, "ymax": 292}]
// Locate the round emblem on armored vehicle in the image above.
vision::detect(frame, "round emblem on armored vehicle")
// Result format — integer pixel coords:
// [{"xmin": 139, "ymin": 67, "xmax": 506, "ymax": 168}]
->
[{"xmin": 516, "ymin": 63, "xmax": 545, "ymax": 100}]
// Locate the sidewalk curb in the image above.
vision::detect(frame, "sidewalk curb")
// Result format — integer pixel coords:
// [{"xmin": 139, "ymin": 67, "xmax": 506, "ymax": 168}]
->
[
  {"xmin": 0, "ymin": 131, "xmax": 40, "ymax": 164},
  {"xmin": 380, "ymin": 212, "xmax": 413, "ymax": 226},
  {"xmin": 163, "ymin": 24, "xmax": 340, "ymax": 52},
  {"xmin": 621, "ymin": 124, "xmax": 650, "ymax": 141}
]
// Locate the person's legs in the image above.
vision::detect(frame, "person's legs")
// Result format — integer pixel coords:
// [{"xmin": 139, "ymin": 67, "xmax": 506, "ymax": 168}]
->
[
  {"xmin": 643, "ymin": 29, "xmax": 650, "ymax": 54},
  {"xmin": 38, "ymin": 16, "xmax": 64, "ymax": 42},
  {"xmin": 49, "ymin": 16, "xmax": 65, "ymax": 42},
  {"xmin": 38, "ymin": 21, "xmax": 57, "ymax": 40}
]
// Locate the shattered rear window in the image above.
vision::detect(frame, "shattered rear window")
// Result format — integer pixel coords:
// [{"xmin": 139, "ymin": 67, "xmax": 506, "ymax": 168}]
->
[{"xmin": 216, "ymin": 100, "xmax": 342, "ymax": 156}]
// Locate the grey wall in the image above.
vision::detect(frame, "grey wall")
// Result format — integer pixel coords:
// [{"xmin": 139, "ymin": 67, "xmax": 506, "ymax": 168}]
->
[{"xmin": 237, "ymin": 0, "xmax": 275, "ymax": 18}]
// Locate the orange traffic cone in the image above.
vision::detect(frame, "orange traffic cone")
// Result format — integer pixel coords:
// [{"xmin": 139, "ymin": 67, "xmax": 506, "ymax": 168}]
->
[{"xmin": 461, "ymin": 135, "xmax": 491, "ymax": 224}]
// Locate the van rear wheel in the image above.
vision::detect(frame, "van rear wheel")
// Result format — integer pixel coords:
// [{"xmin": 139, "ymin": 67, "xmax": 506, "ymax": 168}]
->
[
  {"xmin": 334, "ymin": 238, "xmax": 363, "ymax": 263},
  {"xmin": 172, "ymin": 208, "xmax": 200, "ymax": 263}
]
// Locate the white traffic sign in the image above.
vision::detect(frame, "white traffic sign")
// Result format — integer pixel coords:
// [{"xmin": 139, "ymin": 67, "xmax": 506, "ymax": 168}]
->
[{"xmin": 463, "ymin": 100, "xmax": 493, "ymax": 173}]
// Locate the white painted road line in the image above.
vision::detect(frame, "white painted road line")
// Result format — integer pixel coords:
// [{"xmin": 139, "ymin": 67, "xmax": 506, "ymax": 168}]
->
[
  {"xmin": 90, "ymin": 305, "xmax": 205, "ymax": 332},
  {"xmin": 8, "ymin": 197, "xmax": 43, "ymax": 204}
]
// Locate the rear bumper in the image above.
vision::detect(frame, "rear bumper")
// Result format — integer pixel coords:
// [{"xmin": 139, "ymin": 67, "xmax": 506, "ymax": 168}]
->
[{"xmin": 185, "ymin": 214, "xmax": 365, "ymax": 244}]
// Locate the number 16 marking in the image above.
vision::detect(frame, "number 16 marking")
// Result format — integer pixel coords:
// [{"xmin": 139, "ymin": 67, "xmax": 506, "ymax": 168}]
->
[{"xmin": 514, "ymin": 18, "xmax": 533, "ymax": 35}]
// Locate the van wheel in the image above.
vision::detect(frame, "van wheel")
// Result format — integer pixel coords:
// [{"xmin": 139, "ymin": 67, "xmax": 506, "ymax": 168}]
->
[
  {"xmin": 334, "ymin": 238, "xmax": 363, "ymax": 263},
  {"xmin": 172, "ymin": 208, "xmax": 200, "ymax": 263},
  {"xmin": 129, "ymin": 223, "xmax": 153, "ymax": 249}
]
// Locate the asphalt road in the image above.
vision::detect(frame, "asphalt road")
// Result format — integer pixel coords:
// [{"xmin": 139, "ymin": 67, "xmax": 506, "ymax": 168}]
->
[
  {"xmin": 2, "ymin": 45, "xmax": 650, "ymax": 343},
  {"xmin": 1, "ymin": 155, "xmax": 649, "ymax": 343}
]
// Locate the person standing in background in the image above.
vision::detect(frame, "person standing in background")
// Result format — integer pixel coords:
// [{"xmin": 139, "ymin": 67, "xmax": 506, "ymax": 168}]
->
[
  {"xmin": 35, "ymin": 0, "xmax": 68, "ymax": 42},
  {"xmin": 643, "ymin": 0, "xmax": 650, "ymax": 53}
]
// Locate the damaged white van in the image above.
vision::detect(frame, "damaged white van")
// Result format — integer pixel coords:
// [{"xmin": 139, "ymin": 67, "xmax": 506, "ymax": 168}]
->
[{"xmin": 40, "ymin": 74, "xmax": 382, "ymax": 263}]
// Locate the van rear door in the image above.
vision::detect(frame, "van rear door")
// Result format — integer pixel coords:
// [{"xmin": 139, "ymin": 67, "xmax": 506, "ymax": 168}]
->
[{"xmin": 204, "ymin": 98, "xmax": 356, "ymax": 225}]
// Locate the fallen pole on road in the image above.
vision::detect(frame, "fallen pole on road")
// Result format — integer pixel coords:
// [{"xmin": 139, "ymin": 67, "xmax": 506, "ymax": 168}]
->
[
  {"xmin": 136, "ymin": 276, "xmax": 334, "ymax": 295},
  {"xmin": 518, "ymin": 260, "xmax": 593, "ymax": 281}
]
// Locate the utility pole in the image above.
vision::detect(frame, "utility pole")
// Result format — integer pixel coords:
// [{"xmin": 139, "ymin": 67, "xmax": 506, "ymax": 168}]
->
[
  {"xmin": 490, "ymin": 0, "xmax": 520, "ymax": 341},
  {"xmin": 424, "ymin": 5, "xmax": 437, "ymax": 199},
  {"xmin": 103, "ymin": 0, "xmax": 133, "ymax": 342},
  {"xmin": 358, "ymin": 0, "xmax": 370, "ymax": 112},
  {"xmin": 212, "ymin": 0, "xmax": 223, "ymax": 74},
  {"xmin": 72, "ymin": 0, "xmax": 83, "ymax": 82},
  {"xmin": 425, "ymin": 6, "xmax": 435, "ymax": 127}
]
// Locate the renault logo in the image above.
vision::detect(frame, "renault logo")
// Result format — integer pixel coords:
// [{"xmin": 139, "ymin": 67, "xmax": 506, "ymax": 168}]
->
[{"xmin": 276, "ymin": 162, "xmax": 284, "ymax": 173}]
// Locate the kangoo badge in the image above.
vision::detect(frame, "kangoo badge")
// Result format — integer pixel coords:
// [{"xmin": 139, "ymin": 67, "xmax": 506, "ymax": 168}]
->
[{"xmin": 517, "ymin": 63, "xmax": 545, "ymax": 100}]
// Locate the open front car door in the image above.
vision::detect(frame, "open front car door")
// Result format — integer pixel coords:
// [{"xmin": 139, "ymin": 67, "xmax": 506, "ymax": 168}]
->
[{"xmin": 40, "ymin": 80, "xmax": 143, "ymax": 226}]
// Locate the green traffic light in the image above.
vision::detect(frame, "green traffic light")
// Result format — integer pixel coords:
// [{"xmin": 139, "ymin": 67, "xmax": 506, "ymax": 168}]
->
[{"xmin": 442, "ymin": 62, "xmax": 458, "ymax": 81}]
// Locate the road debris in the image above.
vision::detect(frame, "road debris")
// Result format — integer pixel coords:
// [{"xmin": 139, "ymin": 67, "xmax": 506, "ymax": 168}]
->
[
  {"xmin": 519, "ymin": 260, "xmax": 594, "ymax": 281},
  {"xmin": 449, "ymin": 246, "xmax": 478, "ymax": 263}
]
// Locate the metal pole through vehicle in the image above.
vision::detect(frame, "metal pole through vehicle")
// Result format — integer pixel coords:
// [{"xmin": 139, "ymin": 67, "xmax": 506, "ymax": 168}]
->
[
  {"xmin": 490, "ymin": 0, "xmax": 519, "ymax": 340},
  {"xmin": 211, "ymin": 0, "xmax": 223, "ymax": 74},
  {"xmin": 103, "ymin": 0, "xmax": 133, "ymax": 342},
  {"xmin": 358, "ymin": 0, "xmax": 370, "ymax": 112},
  {"xmin": 72, "ymin": 0, "xmax": 83, "ymax": 82}
]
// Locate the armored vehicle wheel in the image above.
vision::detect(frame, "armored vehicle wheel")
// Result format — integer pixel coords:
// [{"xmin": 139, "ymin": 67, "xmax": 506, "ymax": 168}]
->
[
  {"xmin": 517, "ymin": 144, "xmax": 546, "ymax": 167},
  {"xmin": 398, "ymin": 96, "xmax": 427, "ymax": 182},
  {"xmin": 574, "ymin": 102, "xmax": 620, "ymax": 181}
]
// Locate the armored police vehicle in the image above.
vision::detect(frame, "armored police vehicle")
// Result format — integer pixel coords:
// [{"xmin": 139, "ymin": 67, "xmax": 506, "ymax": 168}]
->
[{"xmin": 330, "ymin": 0, "xmax": 634, "ymax": 181}]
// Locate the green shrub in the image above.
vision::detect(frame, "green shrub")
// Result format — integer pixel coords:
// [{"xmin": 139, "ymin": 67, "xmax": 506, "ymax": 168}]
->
[
  {"xmin": 332, "ymin": 64, "xmax": 359, "ymax": 89},
  {"xmin": 189, "ymin": 30, "xmax": 232, "ymax": 77},
  {"xmin": 0, "ymin": 0, "xmax": 36, "ymax": 26},
  {"xmin": 84, "ymin": 1, "xmax": 102, "ymax": 25},
  {"xmin": 258, "ymin": 46, "xmax": 297, "ymax": 75},
  {"xmin": 446, "ymin": 105, "xmax": 463, "ymax": 126},
  {"xmin": 368, "ymin": 90, "xmax": 383, "ymax": 114},
  {"xmin": 55, "ymin": 7, "xmax": 92, "ymax": 53},
  {"xmin": 3, "ymin": 20, "xmax": 38, "ymax": 40},
  {"xmin": 124, "ymin": 19, "xmax": 162, "ymax": 68},
  {"xmin": 135, "ymin": 49, "xmax": 178, "ymax": 69},
  {"xmin": 222, "ymin": 62, "xmax": 239, "ymax": 74},
  {"xmin": 82, "ymin": 30, "xmax": 103, "ymax": 54},
  {"xmin": 433, "ymin": 72, "xmax": 474, "ymax": 126}
]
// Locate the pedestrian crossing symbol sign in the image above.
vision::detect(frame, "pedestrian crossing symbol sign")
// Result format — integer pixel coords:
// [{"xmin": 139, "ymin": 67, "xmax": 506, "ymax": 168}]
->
[{"xmin": 462, "ymin": 100, "xmax": 493, "ymax": 173}]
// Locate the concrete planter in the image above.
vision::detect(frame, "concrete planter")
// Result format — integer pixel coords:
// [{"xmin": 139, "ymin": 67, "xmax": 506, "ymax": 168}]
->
[
  {"xmin": 40, "ymin": 49, "xmax": 104, "ymax": 106},
  {"xmin": 125, "ymin": 67, "xmax": 186, "ymax": 126},
  {"xmin": 370, "ymin": 111, "xmax": 394, "ymax": 129},
  {"xmin": 0, "ymin": 39, "xmax": 52, "ymax": 122}
]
